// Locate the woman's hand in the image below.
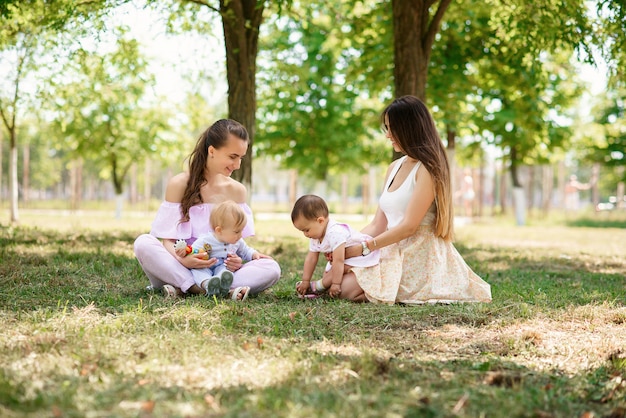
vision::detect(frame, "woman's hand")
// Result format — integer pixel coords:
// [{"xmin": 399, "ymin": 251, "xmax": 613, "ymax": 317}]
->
[
  {"xmin": 225, "ymin": 253, "xmax": 243, "ymax": 272},
  {"xmin": 179, "ymin": 253, "xmax": 218, "ymax": 269}
]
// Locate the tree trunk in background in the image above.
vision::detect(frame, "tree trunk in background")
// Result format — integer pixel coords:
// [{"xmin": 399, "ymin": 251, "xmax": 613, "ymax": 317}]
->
[
  {"xmin": 591, "ymin": 163, "xmax": 600, "ymax": 208},
  {"xmin": 391, "ymin": 0, "xmax": 452, "ymax": 162},
  {"xmin": 115, "ymin": 194, "xmax": 123, "ymax": 220},
  {"xmin": 70, "ymin": 160, "xmax": 77, "ymax": 211},
  {"xmin": 10, "ymin": 138, "xmax": 18, "ymax": 223},
  {"xmin": 22, "ymin": 143, "xmax": 29, "ymax": 205},
  {"xmin": 478, "ymin": 161, "xmax": 485, "ymax": 218},
  {"xmin": 130, "ymin": 163, "xmax": 137, "ymax": 205},
  {"xmin": 69, "ymin": 159, "xmax": 83, "ymax": 211},
  {"xmin": 220, "ymin": 0, "xmax": 265, "ymax": 194},
  {"xmin": 541, "ymin": 165, "xmax": 553, "ymax": 214},
  {"xmin": 499, "ymin": 164, "xmax": 507, "ymax": 214},
  {"xmin": 341, "ymin": 174, "xmax": 348, "ymax": 212},
  {"xmin": 144, "ymin": 158, "xmax": 151, "ymax": 212},
  {"xmin": 527, "ymin": 165, "xmax": 535, "ymax": 211},
  {"xmin": 362, "ymin": 172, "xmax": 370, "ymax": 217},
  {"xmin": 513, "ymin": 186, "xmax": 526, "ymax": 226},
  {"xmin": 557, "ymin": 161, "xmax": 566, "ymax": 209},
  {"xmin": 289, "ymin": 169, "xmax": 297, "ymax": 208},
  {"xmin": 617, "ymin": 166, "xmax": 625, "ymax": 209}
]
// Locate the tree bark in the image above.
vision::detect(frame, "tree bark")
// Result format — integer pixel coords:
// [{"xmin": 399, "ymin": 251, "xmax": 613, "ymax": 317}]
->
[
  {"xmin": 391, "ymin": 0, "xmax": 452, "ymax": 161},
  {"xmin": 220, "ymin": 0, "xmax": 264, "ymax": 194},
  {"xmin": 392, "ymin": 0, "xmax": 452, "ymax": 100},
  {"xmin": 10, "ymin": 133, "xmax": 18, "ymax": 223},
  {"xmin": 22, "ymin": 143, "xmax": 29, "ymax": 205}
]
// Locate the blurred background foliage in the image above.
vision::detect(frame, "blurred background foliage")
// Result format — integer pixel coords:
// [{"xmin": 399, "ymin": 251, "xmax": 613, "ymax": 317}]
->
[{"xmin": 1, "ymin": 0, "xmax": 625, "ymax": 221}]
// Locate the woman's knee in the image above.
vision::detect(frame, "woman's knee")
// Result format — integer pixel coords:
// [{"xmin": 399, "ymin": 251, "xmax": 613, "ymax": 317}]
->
[{"xmin": 134, "ymin": 234, "xmax": 158, "ymax": 258}]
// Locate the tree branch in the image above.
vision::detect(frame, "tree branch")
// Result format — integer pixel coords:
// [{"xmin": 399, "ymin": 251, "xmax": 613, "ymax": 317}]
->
[
  {"xmin": 423, "ymin": 0, "xmax": 452, "ymax": 52},
  {"xmin": 183, "ymin": 0, "xmax": 219, "ymax": 14}
]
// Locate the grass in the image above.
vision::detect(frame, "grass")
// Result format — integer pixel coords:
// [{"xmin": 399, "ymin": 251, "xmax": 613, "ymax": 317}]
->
[{"xmin": 1, "ymin": 209, "xmax": 625, "ymax": 417}]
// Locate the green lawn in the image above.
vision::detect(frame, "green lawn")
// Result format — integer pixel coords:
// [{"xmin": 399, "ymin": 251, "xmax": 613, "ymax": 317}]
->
[{"xmin": 1, "ymin": 209, "xmax": 625, "ymax": 418}]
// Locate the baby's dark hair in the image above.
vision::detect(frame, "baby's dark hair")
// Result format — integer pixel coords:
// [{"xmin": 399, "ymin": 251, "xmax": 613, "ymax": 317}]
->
[{"xmin": 291, "ymin": 194, "xmax": 329, "ymax": 222}]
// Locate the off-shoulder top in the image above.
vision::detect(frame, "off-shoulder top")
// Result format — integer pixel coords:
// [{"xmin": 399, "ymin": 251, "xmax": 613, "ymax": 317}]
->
[{"xmin": 150, "ymin": 201, "xmax": 255, "ymax": 244}]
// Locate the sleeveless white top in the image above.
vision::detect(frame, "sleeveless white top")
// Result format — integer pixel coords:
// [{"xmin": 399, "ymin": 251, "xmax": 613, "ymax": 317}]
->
[{"xmin": 379, "ymin": 156, "xmax": 436, "ymax": 229}]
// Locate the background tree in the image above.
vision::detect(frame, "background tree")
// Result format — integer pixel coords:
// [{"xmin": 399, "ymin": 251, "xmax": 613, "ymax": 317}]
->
[
  {"xmin": 0, "ymin": 0, "xmax": 122, "ymax": 223},
  {"xmin": 152, "ymin": 0, "xmax": 293, "ymax": 193},
  {"xmin": 51, "ymin": 34, "xmax": 170, "ymax": 218},
  {"xmin": 0, "ymin": 26, "xmax": 37, "ymax": 223},
  {"xmin": 256, "ymin": 1, "xmax": 386, "ymax": 183}
]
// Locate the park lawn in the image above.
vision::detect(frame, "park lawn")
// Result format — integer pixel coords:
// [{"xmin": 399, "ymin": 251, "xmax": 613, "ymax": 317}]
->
[{"xmin": 0, "ymin": 211, "xmax": 625, "ymax": 418}]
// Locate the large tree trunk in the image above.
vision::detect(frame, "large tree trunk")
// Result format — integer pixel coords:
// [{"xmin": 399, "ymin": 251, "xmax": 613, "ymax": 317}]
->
[
  {"xmin": 220, "ymin": 0, "xmax": 264, "ymax": 194},
  {"xmin": 391, "ymin": 0, "xmax": 452, "ymax": 161}
]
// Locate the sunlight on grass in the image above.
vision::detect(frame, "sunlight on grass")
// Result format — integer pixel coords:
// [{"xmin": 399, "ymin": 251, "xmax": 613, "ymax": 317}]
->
[{"xmin": 1, "ymin": 209, "xmax": 625, "ymax": 417}]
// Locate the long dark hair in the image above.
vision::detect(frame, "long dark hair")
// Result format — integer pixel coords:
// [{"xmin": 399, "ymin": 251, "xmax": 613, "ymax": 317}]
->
[
  {"xmin": 381, "ymin": 96, "xmax": 453, "ymax": 240},
  {"xmin": 180, "ymin": 119, "xmax": 248, "ymax": 222}
]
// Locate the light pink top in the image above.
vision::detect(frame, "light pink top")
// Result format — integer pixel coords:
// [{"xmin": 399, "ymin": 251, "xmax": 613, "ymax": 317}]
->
[
  {"xmin": 150, "ymin": 201, "xmax": 255, "ymax": 244},
  {"xmin": 309, "ymin": 219, "xmax": 379, "ymax": 268}
]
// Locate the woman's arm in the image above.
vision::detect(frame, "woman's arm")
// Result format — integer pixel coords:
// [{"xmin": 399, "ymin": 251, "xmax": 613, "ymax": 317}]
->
[
  {"xmin": 162, "ymin": 238, "xmax": 218, "ymax": 269},
  {"xmin": 364, "ymin": 165, "xmax": 435, "ymax": 253},
  {"xmin": 343, "ymin": 162, "xmax": 397, "ymax": 260}
]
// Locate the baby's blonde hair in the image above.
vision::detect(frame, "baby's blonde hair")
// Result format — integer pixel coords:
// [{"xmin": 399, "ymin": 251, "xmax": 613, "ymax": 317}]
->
[{"xmin": 210, "ymin": 200, "xmax": 247, "ymax": 230}]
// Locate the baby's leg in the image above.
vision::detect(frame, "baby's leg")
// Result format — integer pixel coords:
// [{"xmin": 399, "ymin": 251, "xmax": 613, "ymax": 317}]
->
[{"xmin": 320, "ymin": 263, "xmax": 352, "ymax": 288}]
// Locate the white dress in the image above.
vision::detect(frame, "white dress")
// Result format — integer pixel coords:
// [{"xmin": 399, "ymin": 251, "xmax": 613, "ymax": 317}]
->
[{"xmin": 352, "ymin": 157, "xmax": 492, "ymax": 304}]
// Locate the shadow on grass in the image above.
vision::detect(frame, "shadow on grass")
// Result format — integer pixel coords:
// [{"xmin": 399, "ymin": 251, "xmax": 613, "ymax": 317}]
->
[
  {"xmin": 2, "ymin": 227, "xmax": 625, "ymax": 417},
  {"xmin": 2, "ymin": 348, "xmax": 622, "ymax": 418},
  {"xmin": 1, "ymin": 225, "xmax": 624, "ymax": 319},
  {"xmin": 196, "ymin": 356, "xmax": 626, "ymax": 418}
]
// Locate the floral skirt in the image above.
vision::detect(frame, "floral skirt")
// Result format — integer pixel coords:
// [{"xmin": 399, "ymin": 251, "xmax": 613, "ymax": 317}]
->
[{"xmin": 351, "ymin": 227, "xmax": 492, "ymax": 305}]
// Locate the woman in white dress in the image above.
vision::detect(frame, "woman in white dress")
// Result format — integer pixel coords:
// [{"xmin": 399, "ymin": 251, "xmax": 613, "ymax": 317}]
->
[{"xmin": 337, "ymin": 96, "xmax": 492, "ymax": 304}]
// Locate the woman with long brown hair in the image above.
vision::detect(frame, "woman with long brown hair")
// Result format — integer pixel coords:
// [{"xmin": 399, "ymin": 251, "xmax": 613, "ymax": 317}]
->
[
  {"xmin": 134, "ymin": 119, "xmax": 281, "ymax": 300},
  {"xmin": 331, "ymin": 96, "xmax": 491, "ymax": 304}
]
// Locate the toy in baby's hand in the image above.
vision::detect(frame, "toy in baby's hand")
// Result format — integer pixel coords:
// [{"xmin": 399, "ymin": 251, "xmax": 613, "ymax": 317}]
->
[{"xmin": 174, "ymin": 239, "xmax": 210, "ymax": 260}]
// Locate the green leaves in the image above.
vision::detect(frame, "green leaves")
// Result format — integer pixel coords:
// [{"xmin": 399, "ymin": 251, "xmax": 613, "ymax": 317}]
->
[
  {"xmin": 256, "ymin": 0, "xmax": 388, "ymax": 180},
  {"xmin": 51, "ymin": 34, "xmax": 169, "ymax": 195}
]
